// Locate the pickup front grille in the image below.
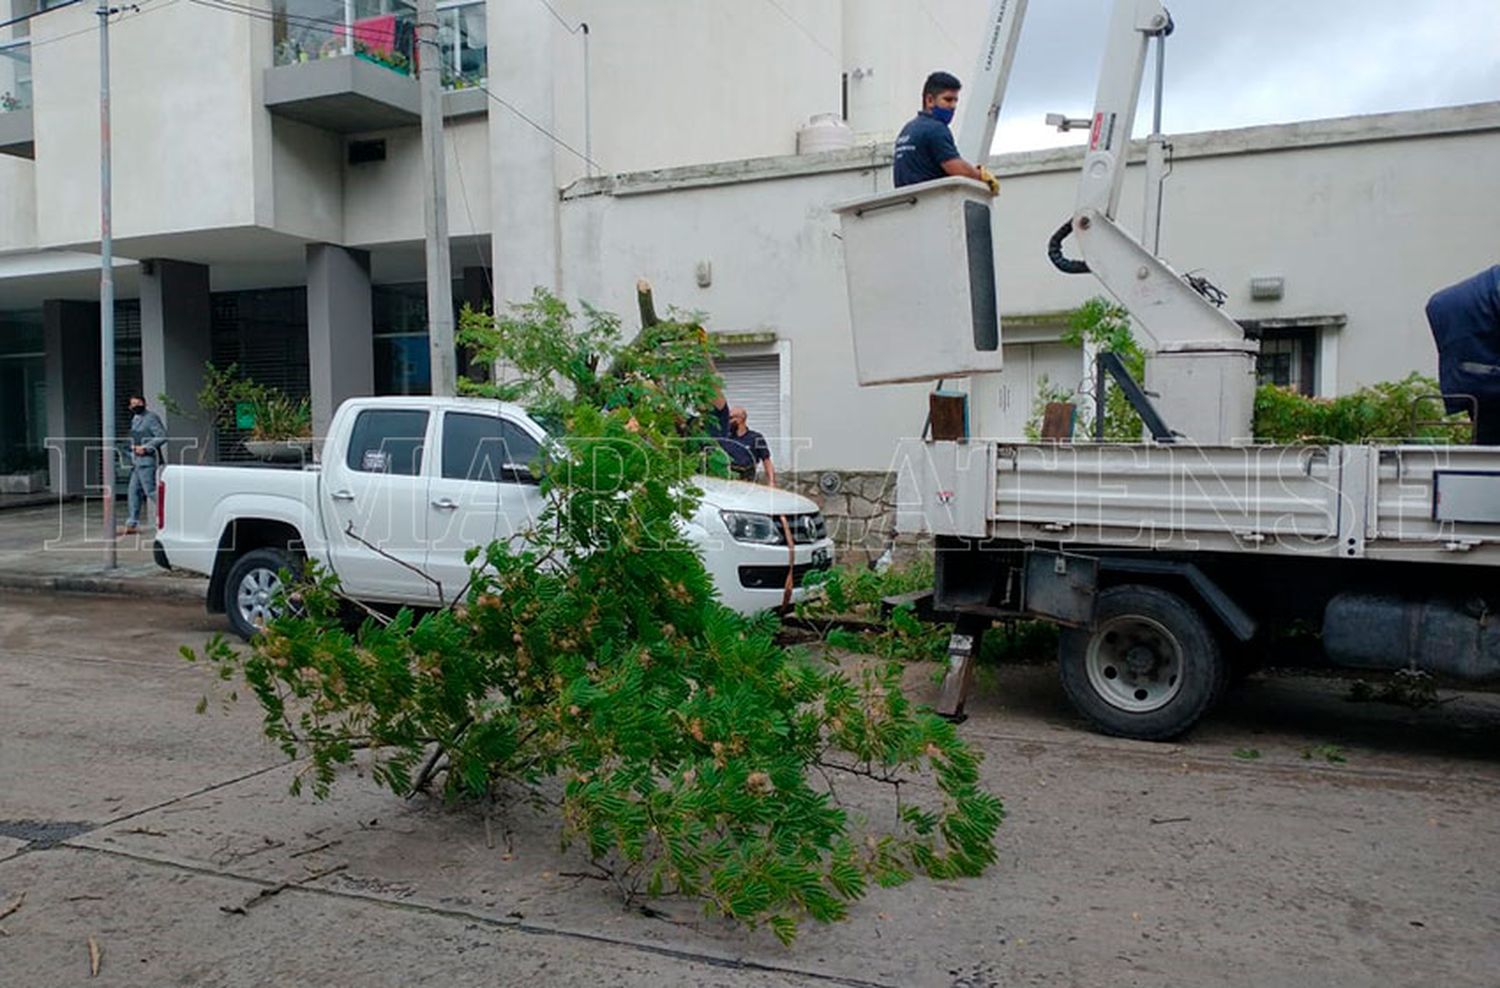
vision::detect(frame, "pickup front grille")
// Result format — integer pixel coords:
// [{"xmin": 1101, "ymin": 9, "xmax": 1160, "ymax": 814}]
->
[
  {"xmin": 785, "ymin": 513, "xmax": 827, "ymax": 544},
  {"xmin": 739, "ymin": 559, "xmax": 831, "ymax": 590}
]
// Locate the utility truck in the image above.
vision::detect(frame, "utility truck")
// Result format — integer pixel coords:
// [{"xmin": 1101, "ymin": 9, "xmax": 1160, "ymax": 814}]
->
[
  {"xmin": 834, "ymin": 0, "xmax": 1500, "ymax": 739},
  {"xmin": 153, "ymin": 396, "xmax": 834, "ymax": 639}
]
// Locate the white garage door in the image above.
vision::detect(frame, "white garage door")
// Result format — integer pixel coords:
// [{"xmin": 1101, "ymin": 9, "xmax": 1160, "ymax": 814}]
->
[{"xmin": 717, "ymin": 353, "xmax": 784, "ymax": 461}]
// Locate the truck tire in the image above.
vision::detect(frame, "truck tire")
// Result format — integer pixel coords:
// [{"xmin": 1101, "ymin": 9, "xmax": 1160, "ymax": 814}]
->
[
  {"xmin": 1058, "ymin": 584, "xmax": 1224, "ymax": 741},
  {"xmin": 224, "ymin": 547, "xmax": 296, "ymax": 641}
]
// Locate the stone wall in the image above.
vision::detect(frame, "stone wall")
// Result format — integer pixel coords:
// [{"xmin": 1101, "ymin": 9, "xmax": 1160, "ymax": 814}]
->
[{"xmin": 783, "ymin": 470, "xmax": 899, "ymax": 559}]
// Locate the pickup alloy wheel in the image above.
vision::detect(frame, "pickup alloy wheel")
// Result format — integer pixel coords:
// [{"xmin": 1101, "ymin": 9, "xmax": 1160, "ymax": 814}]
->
[
  {"xmin": 1058, "ymin": 584, "xmax": 1224, "ymax": 741},
  {"xmin": 225, "ymin": 547, "xmax": 294, "ymax": 641}
]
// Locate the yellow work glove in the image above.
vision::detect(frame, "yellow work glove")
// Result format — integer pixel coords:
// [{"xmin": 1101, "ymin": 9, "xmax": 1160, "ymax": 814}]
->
[{"xmin": 978, "ymin": 165, "xmax": 1000, "ymax": 196}]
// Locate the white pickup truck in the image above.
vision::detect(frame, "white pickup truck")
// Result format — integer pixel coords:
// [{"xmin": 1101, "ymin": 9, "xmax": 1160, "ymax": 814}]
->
[{"xmin": 154, "ymin": 396, "xmax": 834, "ymax": 638}]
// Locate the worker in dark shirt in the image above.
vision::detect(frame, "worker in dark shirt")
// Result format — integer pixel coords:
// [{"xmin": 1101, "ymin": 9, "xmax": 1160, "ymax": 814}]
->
[
  {"xmin": 717, "ymin": 406, "xmax": 775, "ymax": 486},
  {"xmin": 893, "ymin": 71, "xmax": 999, "ymax": 193},
  {"xmin": 1427, "ymin": 264, "xmax": 1500, "ymax": 444}
]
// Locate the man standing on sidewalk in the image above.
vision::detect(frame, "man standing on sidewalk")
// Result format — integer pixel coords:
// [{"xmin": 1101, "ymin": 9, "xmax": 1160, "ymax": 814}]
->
[{"xmin": 119, "ymin": 394, "xmax": 166, "ymax": 536}]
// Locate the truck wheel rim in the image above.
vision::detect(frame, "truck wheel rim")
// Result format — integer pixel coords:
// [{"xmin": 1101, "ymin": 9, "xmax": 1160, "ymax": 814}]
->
[
  {"xmin": 237, "ymin": 567, "xmax": 284, "ymax": 630},
  {"xmin": 1085, "ymin": 614, "xmax": 1184, "ymax": 713}
]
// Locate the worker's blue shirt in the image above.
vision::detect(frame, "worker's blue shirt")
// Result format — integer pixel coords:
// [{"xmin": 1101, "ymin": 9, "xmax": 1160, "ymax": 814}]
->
[
  {"xmin": 1427, "ymin": 265, "xmax": 1500, "ymax": 411},
  {"xmin": 709, "ymin": 406, "xmax": 770, "ymax": 473},
  {"xmin": 893, "ymin": 111, "xmax": 961, "ymax": 187}
]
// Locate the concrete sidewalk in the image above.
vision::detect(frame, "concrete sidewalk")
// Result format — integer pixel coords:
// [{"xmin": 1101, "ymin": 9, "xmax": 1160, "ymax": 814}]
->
[{"xmin": 0, "ymin": 498, "xmax": 206, "ymax": 602}]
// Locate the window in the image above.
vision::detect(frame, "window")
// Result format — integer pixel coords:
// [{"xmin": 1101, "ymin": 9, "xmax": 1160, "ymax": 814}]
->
[
  {"xmin": 346, "ymin": 409, "xmax": 428, "ymax": 475},
  {"xmin": 372, "ymin": 281, "xmax": 471, "ymax": 396},
  {"xmin": 0, "ymin": 40, "xmax": 31, "ymax": 111},
  {"xmin": 441, "ymin": 412, "xmax": 540, "ymax": 481},
  {"xmin": 1255, "ymin": 328, "xmax": 1318, "ymax": 396},
  {"xmin": 436, "ymin": 0, "xmax": 485, "ymax": 88}
]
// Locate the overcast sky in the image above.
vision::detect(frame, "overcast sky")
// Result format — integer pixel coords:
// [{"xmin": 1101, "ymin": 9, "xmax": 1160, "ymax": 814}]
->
[{"xmin": 987, "ymin": 0, "xmax": 1500, "ymax": 152}]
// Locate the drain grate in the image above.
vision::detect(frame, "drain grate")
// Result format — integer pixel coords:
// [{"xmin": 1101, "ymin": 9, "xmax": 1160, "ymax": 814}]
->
[{"xmin": 0, "ymin": 820, "xmax": 98, "ymax": 849}]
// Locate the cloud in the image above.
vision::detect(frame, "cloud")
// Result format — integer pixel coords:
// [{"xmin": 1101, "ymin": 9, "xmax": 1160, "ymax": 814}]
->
[{"xmin": 988, "ymin": 0, "xmax": 1500, "ymax": 152}]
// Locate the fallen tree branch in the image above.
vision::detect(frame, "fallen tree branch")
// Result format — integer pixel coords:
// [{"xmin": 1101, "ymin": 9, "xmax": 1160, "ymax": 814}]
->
[{"xmin": 342, "ymin": 521, "xmax": 446, "ymax": 606}]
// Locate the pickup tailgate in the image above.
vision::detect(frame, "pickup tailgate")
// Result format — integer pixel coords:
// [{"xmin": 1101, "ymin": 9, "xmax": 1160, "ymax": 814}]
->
[{"xmin": 156, "ymin": 464, "xmax": 323, "ymax": 577}]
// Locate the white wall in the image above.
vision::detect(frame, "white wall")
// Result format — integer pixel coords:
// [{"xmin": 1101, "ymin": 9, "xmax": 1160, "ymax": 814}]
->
[
  {"xmin": 560, "ymin": 157, "xmax": 929, "ymax": 473},
  {"xmin": 0, "ymin": 155, "xmax": 35, "ymax": 253},
  {"xmin": 545, "ymin": 0, "xmax": 845, "ymax": 183},
  {"xmin": 841, "ymin": 0, "xmax": 990, "ymax": 142},
  {"xmin": 556, "ymin": 105, "xmax": 1500, "ymax": 470},
  {"xmin": 29, "ymin": 2, "xmax": 262, "ymax": 249},
  {"xmin": 270, "ymin": 118, "xmax": 344, "ymax": 244},
  {"xmin": 343, "ymin": 116, "xmax": 491, "ymax": 247}
]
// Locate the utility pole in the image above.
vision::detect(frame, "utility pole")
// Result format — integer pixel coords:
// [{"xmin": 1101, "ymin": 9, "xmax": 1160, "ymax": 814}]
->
[
  {"xmin": 98, "ymin": 0, "xmax": 116, "ymax": 567},
  {"xmin": 416, "ymin": 0, "xmax": 455, "ymax": 396}
]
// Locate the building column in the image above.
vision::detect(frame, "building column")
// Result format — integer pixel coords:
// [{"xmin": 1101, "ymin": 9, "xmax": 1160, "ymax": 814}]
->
[
  {"xmin": 306, "ymin": 244, "xmax": 374, "ymax": 439},
  {"xmin": 489, "ymin": 0, "xmax": 558, "ymax": 306},
  {"xmin": 42, "ymin": 300, "xmax": 102, "ymax": 497},
  {"xmin": 139, "ymin": 259, "xmax": 213, "ymax": 461}
]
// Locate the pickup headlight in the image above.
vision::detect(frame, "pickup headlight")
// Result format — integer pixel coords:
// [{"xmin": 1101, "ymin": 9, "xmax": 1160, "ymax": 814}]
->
[{"xmin": 720, "ymin": 510, "xmax": 783, "ymax": 545}]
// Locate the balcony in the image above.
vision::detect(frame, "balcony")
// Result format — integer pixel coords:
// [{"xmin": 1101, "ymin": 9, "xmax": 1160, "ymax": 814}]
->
[
  {"xmin": 0, "ymin": 39, "xmax": 32, "ymax": 158},
  {"xmin": 262, "ymin": 0, "xmax": 486, "ymax": 133}
]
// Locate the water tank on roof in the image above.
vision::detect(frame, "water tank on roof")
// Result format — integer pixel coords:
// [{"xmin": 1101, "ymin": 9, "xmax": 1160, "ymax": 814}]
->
[{"xmin": 797, "ymin": 113, "xmax": 855, "ymax": 154}]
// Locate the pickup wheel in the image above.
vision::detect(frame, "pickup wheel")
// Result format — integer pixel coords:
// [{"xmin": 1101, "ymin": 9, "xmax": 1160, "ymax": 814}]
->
[
  {"xmin": 1058, "ymin": 584, "xmax": 1225, "ymax": 741},
  {"xmin": 224, "ymin": 548, "xmax": 296, "ymax": 641}
]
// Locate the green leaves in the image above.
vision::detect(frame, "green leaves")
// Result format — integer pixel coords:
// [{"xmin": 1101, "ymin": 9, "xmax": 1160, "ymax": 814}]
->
[
  {"xmin": 1253, "ymin": 372, "xmax": 1468, "ymax": 444},
  {"xmin": 186, "ymin": 289, "xmax": 1001, "ymax": 943}
]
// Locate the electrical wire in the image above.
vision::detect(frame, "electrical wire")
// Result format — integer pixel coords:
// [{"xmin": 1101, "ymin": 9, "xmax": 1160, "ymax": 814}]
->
[
  {"xmin": 759, "ymin": 0, "xmax": 839, "ymax": 66},
  {"xmin": 475, "ymin": 82, "xmax": 602, "ymax": 172},
  {"xmin": 915, "ymin": 0, "xmax": 961, "ymax": 57},
  {"xmin": 158, "ymin": 0, "xmax": 603, "ymax": 172},
  {"xmin": 24, "ymin": 0, "xmax": 176, "ymax": 52},
  {"xmin": 534, "ymin": 0, "xmax": 582, "ymax": 34},
  {"xmin": 449, "ymin": 126, "xmax": 494, "ymax": 301},
  {"xmin": 186, "ymin": 0, "xmax": 358, "ymax": 34}
]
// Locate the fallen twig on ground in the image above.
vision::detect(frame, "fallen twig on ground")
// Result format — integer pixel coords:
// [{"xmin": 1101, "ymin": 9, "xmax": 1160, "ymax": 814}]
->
[{"xmin": 219, "ymin": 863, "xmax": 349, "ymax": 916}]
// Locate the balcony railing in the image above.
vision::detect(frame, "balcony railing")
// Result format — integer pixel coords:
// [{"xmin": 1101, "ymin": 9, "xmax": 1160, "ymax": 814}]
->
[
  {"xmin": 270, "ymin": 0, "xmax": 484, "ymax": 88},
  {"xmin": 0, "ymin": 39, "xmax": 31, "ymax": 112}
]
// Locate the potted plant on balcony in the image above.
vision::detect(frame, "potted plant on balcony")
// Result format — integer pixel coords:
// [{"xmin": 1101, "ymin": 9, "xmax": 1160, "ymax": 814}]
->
[{"xmin": 1, "ymin": 92, "xmax": 21, "ymax": 113}]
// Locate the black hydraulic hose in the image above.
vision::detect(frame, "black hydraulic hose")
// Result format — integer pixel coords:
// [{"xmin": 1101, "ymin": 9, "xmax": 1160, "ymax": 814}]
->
[{"xmin": 1047, "ymin": 219, "xmax": 1090, "ymax": 275}]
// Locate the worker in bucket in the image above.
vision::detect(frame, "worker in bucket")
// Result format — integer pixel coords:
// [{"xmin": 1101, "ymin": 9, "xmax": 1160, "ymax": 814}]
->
[
  {"xmin": 1426, "ymin": 264, "xmax": 1500, "ymax": 444},
  {"xmin": 893, "ymin": 71, "xmax": 1000, "ymax": 193}
]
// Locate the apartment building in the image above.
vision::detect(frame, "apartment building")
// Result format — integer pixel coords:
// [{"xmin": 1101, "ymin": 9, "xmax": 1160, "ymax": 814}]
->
[
  {"xmin": 1, "ymin": 0, "xmax": 1497, "ymax": 500},
  {"xmin": 0, "ymin": 0, "xmax": 986, "ymax": 492}
]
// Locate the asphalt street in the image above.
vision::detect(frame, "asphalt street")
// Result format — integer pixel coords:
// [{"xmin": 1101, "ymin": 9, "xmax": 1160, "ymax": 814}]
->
[{"xmin": 2, "ymin": 592, "xmax": 1498, "ymax": 987}]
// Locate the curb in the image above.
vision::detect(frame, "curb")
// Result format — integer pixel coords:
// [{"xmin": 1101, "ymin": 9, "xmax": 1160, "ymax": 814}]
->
[{"xmin": 0, "ymin": 570, "xmax": 207, "ymax": 603}]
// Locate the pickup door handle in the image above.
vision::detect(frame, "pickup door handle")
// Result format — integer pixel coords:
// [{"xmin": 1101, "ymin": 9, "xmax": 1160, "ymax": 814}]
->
[
  {"xmin": 431, "ymin": 497, "xmax": 458, "ymax": 511},
  {"xmin": 329, "ymin": 489, "xmax": 355, "ymax": 502}
]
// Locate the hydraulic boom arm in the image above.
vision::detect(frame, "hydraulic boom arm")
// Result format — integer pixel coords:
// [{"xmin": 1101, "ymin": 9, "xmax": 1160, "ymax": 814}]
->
[{"xmin": 962, "ymin": 0, "xmax": 1255, "ymax": 441}]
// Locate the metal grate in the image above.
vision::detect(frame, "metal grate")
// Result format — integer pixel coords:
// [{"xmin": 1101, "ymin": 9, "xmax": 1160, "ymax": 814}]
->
[{"xmin": 210, "ymin": 289, "xmax": 311, "ymax": 460}]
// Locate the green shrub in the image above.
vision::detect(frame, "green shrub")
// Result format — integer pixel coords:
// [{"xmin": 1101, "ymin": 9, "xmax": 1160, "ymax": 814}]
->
[{"xmin": 1253, "ymin": 373, "xmax": 1468, "ymax": 444}]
